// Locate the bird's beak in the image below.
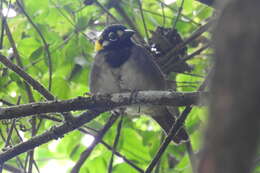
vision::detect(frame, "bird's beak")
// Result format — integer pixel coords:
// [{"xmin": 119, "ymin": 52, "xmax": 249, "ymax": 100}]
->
[
  {"xmin": 95, "ymin": 40, "xmax": 103, "ymax": 52},
  {"xmin": 122, "ymin": 29, "xmax": 135, "ymax": 40}
]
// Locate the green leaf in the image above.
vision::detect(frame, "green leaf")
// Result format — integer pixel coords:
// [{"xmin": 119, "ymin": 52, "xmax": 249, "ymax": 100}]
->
[
  {"xmin": 76, "ymin": 16, "xmax": 89, "ymax": 31},
  {"xmin": 51, "ymin": 76, "xmax": 70, "ymax": 99},
  {"xmin": 113, "ymin": 163, "xmax": 140, "ymax": 173},
  {"xmin": 174, "ymin": 154, "xmax": 191, "ymax": 172},
  {"xmin": 17, "ymin": 37, "xmax": 41, "ymax": 57},
  {"xmin": 29, "ymin": 46, "xmax": 43, "ymax": 61},
  {"xmin": 120, "ymin": 128, "xmax": 151, "ymax": 163}
]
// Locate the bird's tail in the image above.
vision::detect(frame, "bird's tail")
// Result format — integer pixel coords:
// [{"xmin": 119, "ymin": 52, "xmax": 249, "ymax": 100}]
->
[{"xmin": 151, "ymin": 107, "xmax": 189, "ymax": 144}]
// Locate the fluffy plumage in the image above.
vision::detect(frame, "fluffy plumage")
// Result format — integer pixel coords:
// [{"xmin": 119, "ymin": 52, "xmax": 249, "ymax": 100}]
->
[{"xmin": 90, "ymin": 24, "xmax": 188, "ymax": 143}]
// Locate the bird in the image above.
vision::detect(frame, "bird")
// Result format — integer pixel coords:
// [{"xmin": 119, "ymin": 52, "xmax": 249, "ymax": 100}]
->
[{"xmin": 89, "ymin": 24, "xmax": 188, "ymax": 143}]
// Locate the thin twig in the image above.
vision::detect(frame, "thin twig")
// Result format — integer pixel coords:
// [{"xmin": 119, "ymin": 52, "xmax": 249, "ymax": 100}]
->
[
  {"xmin": 156, "ymin": 0, "xmax": 200, "ymax": 26},
  {"xmin": 183, "ymin": 44, "xmax": 211, "ymax": 62},
  {"xmin": 173, "ymin": 0, "xmax": 185, "ymax": 29},
  {"xmin": 4, "ymin": 19, "xmax": 35, "ymax": 102},
  {"xmin": 0, "ymin": 110, "xmax": 101, "ymax": 163},
  {"xmin": 27, "ymin": 115, "xmax": 37, "ymax": 173},
  {"xmin": 182, "ymin": 19, "xmax": 214, "ymax": 47},
  {"xmin": 2, "ymin": 24, "xmax": 73, "ymax": 121},
  {"xmin": 154, "ymin": 133, "xmax": 164, "ymax": 173},
  {"xmin": 0, "ymin": 99, "xmax": 14, "ymax": 106},
  {"xmin": 137, "ymin": 0, "xmax": 149, "ymax": 42},
  {"xmin": 112, "ymin": 2, "xmax": 145, "ymax": 44},
  {"xmin": 59, "ymin": 122, "xmax": 144, "ymax": 172},
  {"xmin": 16, "ymin": 0, "xmax": 53, "ymax": 91},
  {"xmin": 143, "ymin": 9, "xmax": 173, "ymax": 20},
  {"xmin": 0, "ymin": 54, "xmax": 54, "ymax": 100},
  {"xmin": 94, "ymin": 0, "xmax": 120, "ymax": 23},
  {"xmin": 0, "ymin": 0, "xmax": 6, "ymax": 49},
  {"xmin": 14, "ymin": 126, "xmax": 24, "ymax": 142},
  {"xmin": 0, "ymin": 129, "xmax": 6, "ymax": 142},
  {"xmin": 101, "ymin": 141, "xmax": 144, "ymax": 173},
  {"xmin": 71, "ymin": 113, "xmax": 119, "ymax": 173},
  {"xmin": 22, "ymin": 32, "xmax": 75, "ymax": 72},
  {"xmin": 7, "ymin": 128, "xmax": 25, "ymax": 171},
  {"xmin": 108, "ymin": 115, "xmax": 123, "ymax": 173},
  {"xmin": 144, "ymin": 69, "xmax": 213, "ymax": 173},
  {"xmin": 160, "ymin": 19, "xmax": 214, "ymax": 68},
  {"xmin": 164, "ymin": 43, "xmax": 210, "ymax": 72},
  {"xmin": 160, "ymin": 3, "xmax": 166, "ymax": 27},
  {"xmin": 49, "ymin": 0, "xmax": 92, "ymax": 41},
  {"xmin": 4, "ymin": 97, "xmax": 20, "ymax": 150},
  {"xmin": 4, "ymin": 119, "xmax": 15, "ymax": 147}
]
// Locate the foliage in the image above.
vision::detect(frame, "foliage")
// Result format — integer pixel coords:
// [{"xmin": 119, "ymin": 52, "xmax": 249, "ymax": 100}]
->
[{"xmin": 1, "ymin": 0, "xmax": 256, "ymax": 173}]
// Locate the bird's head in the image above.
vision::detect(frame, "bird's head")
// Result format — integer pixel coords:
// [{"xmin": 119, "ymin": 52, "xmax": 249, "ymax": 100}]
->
[{"xmin": 95, "ymin": 24, "xmax": 135, "ymax": 52}]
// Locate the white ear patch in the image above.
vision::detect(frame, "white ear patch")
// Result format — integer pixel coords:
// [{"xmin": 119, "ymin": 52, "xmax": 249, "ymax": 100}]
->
[{"xmin": 117, "ymin": 30, "xmax": 124, "ymax": 37}]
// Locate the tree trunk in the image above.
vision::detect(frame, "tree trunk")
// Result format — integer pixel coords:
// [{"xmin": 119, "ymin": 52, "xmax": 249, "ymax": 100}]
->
[{"xmin": 199, "ymin": 1, "xmax": 260, "ymax": 173}]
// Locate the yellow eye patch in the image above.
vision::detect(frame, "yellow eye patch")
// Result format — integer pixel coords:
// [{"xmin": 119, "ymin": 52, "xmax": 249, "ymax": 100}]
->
[{"xmin": 95, "ymin": 40, "xmax": 103, "ymax": 52}]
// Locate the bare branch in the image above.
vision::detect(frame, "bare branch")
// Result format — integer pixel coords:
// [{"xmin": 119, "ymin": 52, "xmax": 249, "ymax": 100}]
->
[
  {"xmin": 173, "ymin": 0, "xmax": 184, "ymax": 29},
  {"xmin": 165, "ymin": 43, "xmax": 211, "ymax": 73},
  {"xmin": 0, "ymin": 110, "xmax": 101, "ymax": 163},
  {"xmin": 112, "ymin": 2, "xmax": 145, "ymax": 44},
  {"xmin": 0, "ymin": 91, "xmax": 207, "ymax": 119},
  {"xmin": 137, "ymin": 0, "xmax": 149, "ymax": 41},
  {"xmin": 0, "ymin": 54, "xmax": 54, "ymax": 100},
  {"xmin": 3, "ymin": 163, "xmax": 23, "ymax": 173},
  {"xmin": 156, "ymin": 0, "xmax": 201, "ymax": 26},
  {"xmin": 16, "ymin": 0, "xmax": 53, "ymax": 91},
  {"xmin": 160, "ymin": 19, "xmax": 215, "ymax": 68},
  {"xmin": 78, "ymin": 128, "xmax": 144, "ymax": 172},
  {"xmin": 0, "ymin": 99, "xmax": 13, "ymax": 106},
  {"xmin": 145, "ymin": 69, "xmax": 212, "ymax": 172},
  {"xmin": 4, "ymin": 20, "xmax": 35, "ymax": 102},
  {"xmin": 71, "ymin": 113, "xmax": 119, "ymax": 173},
  {"xmin": 108, "ymin": 115, "xmax": 123, "ymax": 173}
]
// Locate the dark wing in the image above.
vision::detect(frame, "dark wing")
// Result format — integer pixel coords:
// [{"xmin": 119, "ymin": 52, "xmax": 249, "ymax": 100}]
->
[
  {"xmin": 130, "ymin": 44, "xmax": 166, "ymax": 89},
  {"xmin": 151, "ymin": 107, "xmax": 189, "ymax": 144},
  {"xmin": 131, "ymin": 44, "xmax": 189, "ymax": 143}
]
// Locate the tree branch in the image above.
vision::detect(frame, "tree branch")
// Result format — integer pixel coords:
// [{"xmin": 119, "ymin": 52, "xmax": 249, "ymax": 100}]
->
[
  {"xmin": 78, "ymin": 128, "xmax": 144, "ymax": 172},
  {"xmin": 71, "ymin": 113, "xmax": 119, "ymax": 173},
  {"xmin": 158, "ymin": 18, "xmax": 215, "ymax": 70},
  {"xmin": 108, "ymin": 115, "xmax": 123, "ymax": 173},
  {"xmin": 3, "ymin": 163, "xmax": 23, "ymax": 173},
  {"xmin": 199, "ymin": 1, "xmax": 260, "ymax": 173},
  {"xmin": 145, "ymin": 69, "xmax": 212, "ymax": 172},
  {"xmin": 0, "ymin": 91, "xmax": 207, "ymax": 119},
  {"xmin": 17, "ymin": 0, "xmax": 53, "ymax": 91},
  {"xmin": 0, "ymin": 110, "xmax": 101, "ymax": 163},
  {"xmin": 0, "ymin": 54, "xmax": 54, "ymax": 100}
]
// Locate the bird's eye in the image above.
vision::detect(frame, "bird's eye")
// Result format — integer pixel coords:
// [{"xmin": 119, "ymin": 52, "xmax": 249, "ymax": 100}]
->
[{"xmin": 108, "ymin": 32, "xmax": 117, "ymax": 41}]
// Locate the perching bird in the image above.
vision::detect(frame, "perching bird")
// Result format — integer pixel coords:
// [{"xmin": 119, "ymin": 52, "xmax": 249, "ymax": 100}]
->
[{"xmin": 89, "ymin": 24, "xmax": 188, "ymax": 143}]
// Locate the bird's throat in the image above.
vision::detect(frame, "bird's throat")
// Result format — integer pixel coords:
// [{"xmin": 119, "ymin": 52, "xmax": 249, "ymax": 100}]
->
[{"xmin": 104, "ymin": 44, "xmax": 133, "ymax": 68}]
